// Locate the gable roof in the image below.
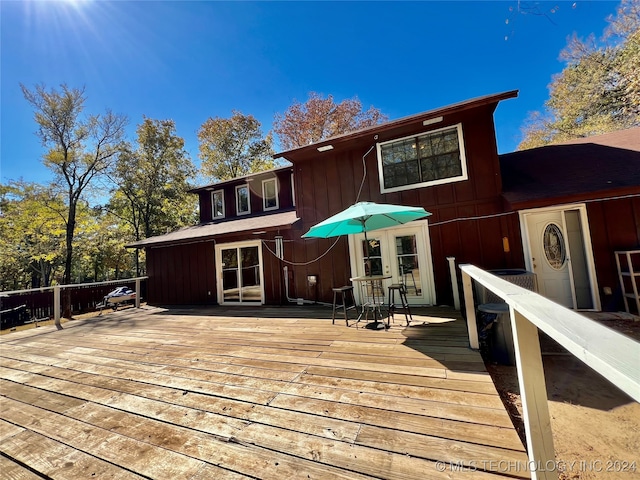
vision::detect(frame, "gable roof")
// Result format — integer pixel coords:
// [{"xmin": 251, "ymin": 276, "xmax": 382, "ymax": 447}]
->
[
  {"xmin": 126, "ymin": 210, "xmax": 300, "ymax": 248},
  {"xmin": 500, "ymin": 127, "xmax": 640, "ymax": 209},
  {"xmin": 274, "ymin": 90, "xmax": 518, "ymax": 161}
]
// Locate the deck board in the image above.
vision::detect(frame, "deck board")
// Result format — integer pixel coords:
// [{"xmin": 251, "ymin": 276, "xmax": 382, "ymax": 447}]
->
[{"xmin": 1, "ymin": 305, "xmax": 529, "ymax": 479}]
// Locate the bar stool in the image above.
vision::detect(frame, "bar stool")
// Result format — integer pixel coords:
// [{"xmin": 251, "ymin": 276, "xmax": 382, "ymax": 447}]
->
[
  {"xmin": 387, "ymin": 284, "xmax": 413, "ymax": 326},
  {"xmin": 332, "ymin": 286, "xmax": 356, "ymax": 326}
]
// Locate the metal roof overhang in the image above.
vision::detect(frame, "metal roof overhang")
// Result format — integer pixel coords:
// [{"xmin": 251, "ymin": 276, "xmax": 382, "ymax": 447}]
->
[{"xmin": 126, "ymin": 210, "xmax": 300, "ymax": 249}]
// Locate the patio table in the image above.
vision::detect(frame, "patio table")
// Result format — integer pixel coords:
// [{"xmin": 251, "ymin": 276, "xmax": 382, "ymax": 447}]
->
[{"xmin": 350, "ymin": 275, "xmax": 391, "ymax": 329}]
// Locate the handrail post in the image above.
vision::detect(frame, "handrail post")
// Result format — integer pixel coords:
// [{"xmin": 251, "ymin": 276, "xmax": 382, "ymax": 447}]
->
[
  {"xmin": 135, "ymin": 278, "xmax": 141, "ymax": 308},
  {"xmin": 460, "ymin": 269, "xmax": 479, "ymax": 349},
  {"xmin": 510, "ymin": 307, "xmax": 557, "ymax": 480},
  {"xmin": 447, "ymin": 257, "xmax": 460, "ymax": 310},
  {"xmin": 53, "ymin": 285, "xmax": 62, "ymax": 330}
]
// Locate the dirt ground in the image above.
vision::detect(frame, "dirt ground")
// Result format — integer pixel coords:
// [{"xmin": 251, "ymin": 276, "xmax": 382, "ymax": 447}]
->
[{"xmin": 487, "ymin": 314, "xmax": 640, "ymax": 479}]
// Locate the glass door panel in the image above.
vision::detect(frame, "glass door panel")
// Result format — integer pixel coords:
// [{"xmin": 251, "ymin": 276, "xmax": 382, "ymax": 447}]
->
[
  {"xmin": 216, "ymin": 241, "xmax": 264, "ymax": 305},
  {"xmin": 360, "ymin": 237, "xmax": 383, "ymax": 276},
  {"xmin": 240, "ymin": 246, "xmax": 261, "ymax": 302},
  {"xmin": 394, "ymin": 234, "xmax": 422, "ymax": 297},
  {"xmin": 351, "ymin": 225, "xmax": 433, "ymax": 306},
  {"xmin": 221, "ymin": 248, "xmax": 240, "ymax": 303}
]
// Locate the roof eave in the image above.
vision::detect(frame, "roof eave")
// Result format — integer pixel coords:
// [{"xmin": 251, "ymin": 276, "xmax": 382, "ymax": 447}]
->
[
  {"xmin": 189, "ymin": 165, "xmax": 294, "ymax": 194},
  {"xmin": 502, "ymin": 186, "xmax": 640, "ymax": 211},
  {"xmin": 125, "ymin": 212, "xmax": 300, "ymax": 249},
  {"xmin": 274, "ymin": 90, "xmax": 518, "ymax": 161}
]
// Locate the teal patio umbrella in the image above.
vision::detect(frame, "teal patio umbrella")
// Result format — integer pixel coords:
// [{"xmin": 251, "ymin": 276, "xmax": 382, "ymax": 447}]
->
[
  {"xmin": 302, "ymin": 201, "xmax": 431, "ymax": 240},
  {"xmin": 302, "ymin": 202, "xmax": 431, "ymax": 328}
]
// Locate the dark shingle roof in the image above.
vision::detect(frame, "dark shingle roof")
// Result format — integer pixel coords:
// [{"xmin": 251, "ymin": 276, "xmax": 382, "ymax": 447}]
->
[
  {"xmin": 126, "ymin": 210, "xmax": 299, "ymax": 248},
  {"xmin": 500, "ymin": 127, "xmax": 640, "ymax": 208}
]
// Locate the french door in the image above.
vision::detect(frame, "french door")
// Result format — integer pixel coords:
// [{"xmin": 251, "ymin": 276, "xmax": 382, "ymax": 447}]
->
[
  {"xmin": 348, "ymin": 222, "xmax": 435, "ymax": 306},
  {"xmin": 215, "ymin": 241, "xmax": 264, "ymax": 305}
]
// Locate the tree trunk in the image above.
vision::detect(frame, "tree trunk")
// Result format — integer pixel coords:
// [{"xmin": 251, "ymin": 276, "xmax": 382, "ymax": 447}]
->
[
  {"xmin": 62, "ymin": 201, "xmax": 77, "ymax": 319},
  {"xmin": 63, "ymin": 220, "xmax": 75, "ymax": 285}
]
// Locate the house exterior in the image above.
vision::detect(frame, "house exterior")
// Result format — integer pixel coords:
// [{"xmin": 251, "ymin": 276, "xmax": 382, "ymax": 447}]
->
[
  {"xmin": 129, "ymin": 166, "xmax": 300, "ymax": 305},
  {"xmin": 128, "ymin": 91, "xmax": 640, "ymax": 312},
  {"xmin": 499, "ymin": 127, "xmax": 640, "ymax": 311}
]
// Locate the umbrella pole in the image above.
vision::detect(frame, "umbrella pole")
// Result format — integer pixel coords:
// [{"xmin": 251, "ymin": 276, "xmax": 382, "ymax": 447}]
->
[{"xmin": 363, "ymin": 230, "xmax": 384, "ymax": 329}]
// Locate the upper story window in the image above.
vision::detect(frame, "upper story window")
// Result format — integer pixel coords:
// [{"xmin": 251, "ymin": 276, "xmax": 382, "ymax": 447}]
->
[
  {"xmin": 211, "ymin": 190, "xmax": 225, "ymax": 219},
  {"xmin": 262, "ymin": 178, "xmax": 279, "ymax": 211},
  {"xmin": 236, "ymin": 184, "xmax": 250, "ymax": 215},
  {"xmin": 377, "ymin": 123, "xmax": 468, "ymax": 193}
]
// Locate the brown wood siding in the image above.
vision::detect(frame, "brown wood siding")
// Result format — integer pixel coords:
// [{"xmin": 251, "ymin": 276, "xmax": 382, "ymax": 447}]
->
[
  {"xmin": 275, "ymin": 170, "xmax": 295, "ymax": 209},
  {"xmin": 587, "ymin": 196, "xmax": 640, "ymax": 310},
  {"xmin": 146, "ymin": 242, "xmax": 216, "ymax": 305},
  {"xmin": 197, "ymin": 170, "xmax": 295, "ymax": 224},
  {"xmin": 145, "ymin": 226, "xmax": 306, "ymax": 306},
  {"xmin": 200, "ymin": 191, "xmax": 213, "ymax": 223},
  {"xmin": 286, "ymin": 106, "xmax": 518, "ymax": 306},
  {"xmin": 147, "ymin": 104, "xmax": 539, "ymax": 307}
]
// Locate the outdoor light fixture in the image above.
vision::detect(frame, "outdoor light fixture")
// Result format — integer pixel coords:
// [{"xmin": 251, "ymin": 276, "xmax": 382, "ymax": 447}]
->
[
  {"xmin": 423, "ymin": 116, "xmax": 443, "ymax": 126},
  {"xmin": 502, "ymin": 236, "xmax": 510, "ymax": 253},
  {"xmin": 307, "ymin": 275, "xmax": 317, "ymax": 286},
  {"xmin": 317, "ymin": 145, "xmax": 334, "ymax": 152}
]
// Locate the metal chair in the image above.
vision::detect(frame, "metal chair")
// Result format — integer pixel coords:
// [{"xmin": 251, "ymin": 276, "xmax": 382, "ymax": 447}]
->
[
  {"xmin": 400, "ymin": 264, "xmax": 418, "ymax": 295},
  {"xmin": 331, "ymin": 286, "xmax": 356, "ymax": 326},
  {"xmin": 387, "ymin": 283, "xmax": 413, "ymax": 326}
]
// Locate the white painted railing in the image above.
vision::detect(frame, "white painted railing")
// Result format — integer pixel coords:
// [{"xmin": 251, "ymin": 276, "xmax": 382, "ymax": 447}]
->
[
  {"xmin": 1, "ymin": 277, "xmax": 147, "ymax": 329},
  {"xmin": 460, "ymin": 264, "xmax": 640, "ymax": 480}
]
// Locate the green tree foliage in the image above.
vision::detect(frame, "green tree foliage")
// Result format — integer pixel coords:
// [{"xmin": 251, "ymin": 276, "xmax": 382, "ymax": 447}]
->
[
  {"xmin": 273, "ymin": 92, "xmax": 388, "ymax": 151},
  {"xmin": 21, "ymin": 83, "xmax": 128, "ymax": 284},
  {"xmin": 520, "ymin": 0, "xmax": 640, "ymax": 149},
  {"xmin": 110, "ymin": 117, "xmax": 196, "ymax": 274},
  {"xmin": 198, "ymin": 111, "xmax": 276, "ymax": 181},
  {"xmin": 0, "ymin": 181, "xmax": 66, "ymax": 290},
  {"xmin": 74, "ymin": 207, "xmax": 137, "ymax": 282}
]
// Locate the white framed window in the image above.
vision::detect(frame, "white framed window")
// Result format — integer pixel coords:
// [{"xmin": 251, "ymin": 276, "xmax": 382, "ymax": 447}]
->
[
  {"xmin": 377, "ymin": 123, "xmax": 468, "ymax": 194},
  {"xmin": 262, "ymin": 178, "xmax": 279, "ymax": 211},
  {"xmin": 211, "ymin": 190, "xmax": 225, "ymax": 219},
  {"xmin": 236, "ymin": 184, "xmax": 250, "ymax": 215}
]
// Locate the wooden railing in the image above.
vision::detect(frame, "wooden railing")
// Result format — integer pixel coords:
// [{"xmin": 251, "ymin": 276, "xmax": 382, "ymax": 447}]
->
[
  {"xmin": 1, "ymin": 277, "xmax": 148, "ymax": 330},
  {"xmin": 460, "ymin": 264, "xmax": 640, "ymax": 480}
]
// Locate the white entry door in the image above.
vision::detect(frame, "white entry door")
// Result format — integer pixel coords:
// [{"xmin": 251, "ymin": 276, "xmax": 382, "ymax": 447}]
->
[
  {"xmin": 349, "ymin": 222, "xmax": 435, "ymax": 306},
  {"xmin": 215, "ymin": 241, "xmax": 264, "ymax": 305},
  {"xmin": 522, "ymin": 206, "xmax": 599, "ymax": 310}
]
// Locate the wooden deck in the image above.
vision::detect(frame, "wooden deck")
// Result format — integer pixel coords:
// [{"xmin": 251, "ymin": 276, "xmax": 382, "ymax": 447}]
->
[{"xmin": 0, "ymin": 305, "xmax": 529, "ymax": 479}]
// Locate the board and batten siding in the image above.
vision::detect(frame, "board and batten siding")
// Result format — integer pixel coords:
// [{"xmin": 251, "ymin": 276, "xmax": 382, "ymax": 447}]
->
[
  {"xmin": 146, "ymin": 242, "xmax": 216, "ymax": 305},
  {"xmin": 288, "ymin": 106, "xmax": 524, "ymax": 306},
  {"xmin": 145, "ymin": 228, "xmax": 301, "ymax": 306},
  {"xmin": 586, "ymin": 196, "xmax": 640, "ymax": 310},
  {"xmin": 197, "ymin": 170, "xmax": 295, "ymax": 224}
]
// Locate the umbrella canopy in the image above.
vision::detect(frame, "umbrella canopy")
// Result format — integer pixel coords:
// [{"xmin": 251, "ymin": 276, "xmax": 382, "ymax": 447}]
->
[
  {"xmin": 302, "ymin": 201, "xmax": 431, "ymax": 330},
  {"xmin": 302, "ymin": 202, "xmax": 431, "ymax": 239}
]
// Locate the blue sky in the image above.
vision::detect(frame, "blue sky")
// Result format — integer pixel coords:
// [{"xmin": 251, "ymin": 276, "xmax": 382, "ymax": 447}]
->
[{"xmin": 1, "ymin": 0, "xmax": 620, "ymax": 187}]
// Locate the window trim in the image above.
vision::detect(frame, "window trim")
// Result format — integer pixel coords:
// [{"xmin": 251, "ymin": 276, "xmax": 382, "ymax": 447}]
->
[
  {"xmin": 235, "ymin": 184, "xmax": 251, "ymax": 216},
  {"xmin": 376, "ymin": 123, "xmax": 468, "ymax": 194},
  {"xmin": 262, "ymin": 178, "xmax": 279, "ymax": 211},
  {"xmin": 211, "ymin": 190, "xmax": 225, "ymax": 219}
]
